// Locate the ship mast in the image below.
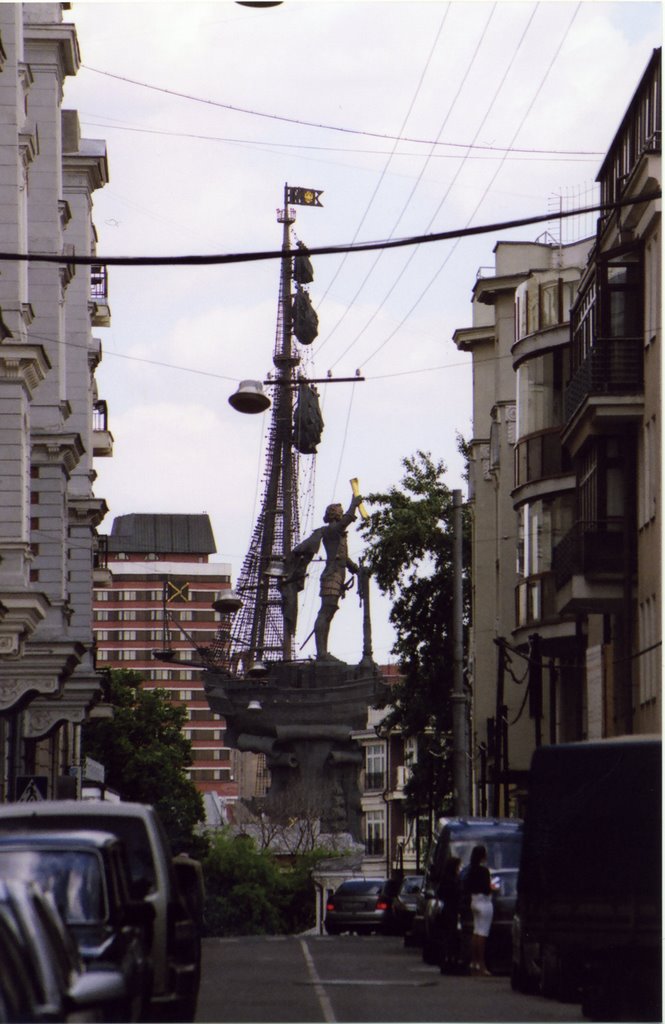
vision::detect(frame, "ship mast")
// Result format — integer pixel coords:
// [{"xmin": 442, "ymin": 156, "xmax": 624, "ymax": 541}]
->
[{"xmin": 228, "ymin": 185, "xmax": 308, "ymax": 671}]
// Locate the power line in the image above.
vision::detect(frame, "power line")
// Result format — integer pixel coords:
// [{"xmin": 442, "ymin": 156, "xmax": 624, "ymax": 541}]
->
[
  {"xmin": 0, "ymin": 190, "xmax": 658, "ymax": 269},
  {"xmin": 326, "ymin": 0, "xmax": 540, "ymax": 370},
  {"xmin": 79, "ymin": 117, "xmax": 598, "ymax": 163},
  {"xmin": 316, "ymin": 3, "xmax": 452, "ymax": 320},
  {"xmin": 81, "ymin": 64, "xmax": 604, "ymax": 158},
  {"xmin": 318, "ymin": 1, "xmax": 499, "ymax": 356},
  {"xmin": 359, "ymin": 0, "xmax": 585, "ymax": 371}
]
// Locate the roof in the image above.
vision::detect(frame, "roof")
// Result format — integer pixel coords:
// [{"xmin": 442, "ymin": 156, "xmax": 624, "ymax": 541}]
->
[
  {"xmin": 108, "ymin": 514, "xmax": 217, "ymax": 555},
  {"xmin": 0, "ymin": 830, "xmax": 120, "ymax": 849}
]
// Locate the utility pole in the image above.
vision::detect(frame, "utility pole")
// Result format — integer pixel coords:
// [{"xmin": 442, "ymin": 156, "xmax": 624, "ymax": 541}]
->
[{"xmin": 451, "ymin": 489, "xmax": 470, "ymax": 815}]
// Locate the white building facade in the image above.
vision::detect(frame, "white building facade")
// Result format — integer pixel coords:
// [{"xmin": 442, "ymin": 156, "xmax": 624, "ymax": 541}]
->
[{"xmin": 0, "ymin": 3, "xmax": 111, "ymax": 801}]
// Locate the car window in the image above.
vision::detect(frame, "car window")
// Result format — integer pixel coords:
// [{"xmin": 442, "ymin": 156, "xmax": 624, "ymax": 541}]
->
[
  {"xmin": 400, "ymin": 877, "xmax": 424, "ymax": 894},
  {"xmin": 450, "ymin": 835, "xmax": 522, "ymax": 870},
  {"xmin": 337, "ymin": 881, "xmax": 383, "ymax": 895},
  {"xmin": 0, "ymin": 813, "xmax": 157, "ymax": 892},
  {"xmin": 0, "ymin": 849, "xmax": 106, "ymax": 924}
]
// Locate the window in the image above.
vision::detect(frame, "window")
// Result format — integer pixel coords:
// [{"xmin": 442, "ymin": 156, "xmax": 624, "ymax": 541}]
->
[
  {"xmin": 639, "ymin": 415, "xmax": 657, "ymax": 527},
  {"xmin": 365, "ymin": 743, "xmax": 386, "ymax": 790},
  {"xmin": 599, "ymin": 250, "xmax": 642, "ymax": 339},
  {"xmin": 638, "ymin": 596, "xmax": 659, "ymax": 705},
  {"xmin": 645, "ymin": 233, "xmax": 660, "ymax": 345},
  {"xmin": 365, "ymin": 810, "xmax": 385, "ymax": 856}
]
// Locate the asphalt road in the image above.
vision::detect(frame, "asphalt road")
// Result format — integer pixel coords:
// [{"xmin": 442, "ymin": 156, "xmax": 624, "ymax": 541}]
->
[{"xmin": 196, "ymin": 934, "xmax": 586, "ymax": 1023}]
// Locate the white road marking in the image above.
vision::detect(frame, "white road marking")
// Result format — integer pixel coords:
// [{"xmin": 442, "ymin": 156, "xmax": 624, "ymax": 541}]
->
[{"xmin": 299, "ymin": 938, "xmax": 337, "ymax": 1024}]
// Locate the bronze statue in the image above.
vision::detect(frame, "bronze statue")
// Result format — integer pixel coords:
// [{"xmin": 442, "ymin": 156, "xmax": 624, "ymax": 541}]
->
[{"xmin": 280, "ymin": 494, "xmax": 364, "ymax": 660}]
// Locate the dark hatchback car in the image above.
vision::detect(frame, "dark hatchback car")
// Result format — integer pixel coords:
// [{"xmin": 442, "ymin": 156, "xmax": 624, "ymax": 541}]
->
[
  {"xmin": 0, "ymin": 830, "xmax": 154, "ymax": 1022},
  {"xmin": 325, "ymin": 879, "xmax": 392, "ymax": 935},
  {"xmin": 0, "ymin": 877, "xmax": 127, "ymax": 1023}
]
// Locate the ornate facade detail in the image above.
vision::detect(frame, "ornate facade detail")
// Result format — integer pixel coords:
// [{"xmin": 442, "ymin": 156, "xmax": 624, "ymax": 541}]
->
[
  {"xmin": 0, "ymin": 675, "xmax": 58, "ymax": 713},
  {"xmin": 23, "ymin": 701, "xmax": 86, "ymax": 739}
]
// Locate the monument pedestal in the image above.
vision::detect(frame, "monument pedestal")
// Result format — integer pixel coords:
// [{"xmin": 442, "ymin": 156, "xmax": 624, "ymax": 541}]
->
[{"xmin": 205, "ymin": 659, "xmax": 385, "ymax": 837}]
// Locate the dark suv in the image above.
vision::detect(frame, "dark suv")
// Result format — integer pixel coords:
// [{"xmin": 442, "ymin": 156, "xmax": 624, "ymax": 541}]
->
[{"xmin": 421, "ymin": 817, "xmax": 522, "ymax": 971}]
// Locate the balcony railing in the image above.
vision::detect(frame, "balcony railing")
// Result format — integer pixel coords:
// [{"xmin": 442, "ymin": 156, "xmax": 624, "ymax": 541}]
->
[
  {"xmin": 93, "ymin": 399, "xmax": 109, "ymax": 433},
  {"xmin": 90, "ymin": 263, "xmax": 108, "ymax": 303},
  {"xmin": 565, "ymin": 337, "xmax": 643, "ymax": 421},
  {"xmin": 552, "ymin": 518, "xmax": 627, "ymax": 589},
  {"xmin": 365, "ymin": 837, "xmax": 385, "ymax": 857},
  {"xmin": 94, "ymin": 534, "xmax": 109, "ymax": 572}
]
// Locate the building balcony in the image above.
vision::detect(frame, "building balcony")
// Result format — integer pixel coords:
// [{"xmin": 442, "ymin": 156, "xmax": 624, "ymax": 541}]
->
[
  {"xmin": 552, "ymin": 519, "xmax": 631, "ymax": 613},
  {"xmin": 90, "ymin": 263, "xmax": 111, "ymax": 327},
  {"xmin": 93, "ymin": 399, "xmax": 114, "ymax": 457},
  {"xmin": 514, "ymin": 428, "xmax": 571, "ymax": 490},
  {"xmin": 93, "ymin": 534, "xmax": 112, "ymax": 586},
  {"xmin": 564, "ymin": 337, "xmax": 644, "ymax": 424}
]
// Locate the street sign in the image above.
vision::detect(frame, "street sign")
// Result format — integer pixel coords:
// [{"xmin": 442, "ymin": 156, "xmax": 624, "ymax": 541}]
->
[{"xmin": 15, "ymin": 775, "xmax": 48, "ymax": 801}]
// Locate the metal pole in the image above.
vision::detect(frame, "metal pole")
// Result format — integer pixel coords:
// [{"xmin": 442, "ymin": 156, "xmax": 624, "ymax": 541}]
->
[
  {"xmin": 451, "ymin": 489, "xmax": 470, "ymax": 815},
  {"xmin": 493, "ymin": 640, "xmax": 505, "ymax": 816}
]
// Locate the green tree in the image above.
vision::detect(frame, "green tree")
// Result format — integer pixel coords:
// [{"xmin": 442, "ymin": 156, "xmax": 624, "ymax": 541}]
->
[
  {"xmin": 360, "ymin": 448, "xmax": 471, "ymax": 833},
  {"xmin": 202, "ymin": 830, "xmax": 322, "ymax": 936},
  {"xmin": 82, "ymin": 669, "xmax": 204, "ymax": 853}
]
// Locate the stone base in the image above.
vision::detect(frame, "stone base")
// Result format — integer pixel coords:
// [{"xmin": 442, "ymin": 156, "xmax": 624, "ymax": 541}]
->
[{"xmin": 204, "ymin": 659, "xmax": 386, "ymax": 839}]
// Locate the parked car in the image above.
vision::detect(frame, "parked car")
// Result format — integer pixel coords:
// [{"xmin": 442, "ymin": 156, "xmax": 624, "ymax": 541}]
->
[
  {"xmin": 0, "ymin": 801, "xmax": 203, "ymax": 1022},
  {"xmin": 420, "ymin": 817, "xmax": 522, "ymax": 971},
  {"xmin": 512, "ymin": 737, "xmax": 661, "ymax": 1022},
  {"xmin": 0, "ymin": 876, "xmax": 127, "ymax": 1023},
  {"xmin": 390, "ymin": 875, "xmax": 424, "ymax": 939},
  {"xmin": 324, "ymin": 878, "xmax": 392, "ymax": 935},
  {"xmin": 0, "ymin": 830, "xmax": 154, "ymax": 1022}
]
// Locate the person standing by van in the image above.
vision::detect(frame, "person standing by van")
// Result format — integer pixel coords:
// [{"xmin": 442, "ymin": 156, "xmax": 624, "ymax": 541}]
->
[{"xmin": 465, "ymin": 845, "xmax": 494, "ymax": 976}]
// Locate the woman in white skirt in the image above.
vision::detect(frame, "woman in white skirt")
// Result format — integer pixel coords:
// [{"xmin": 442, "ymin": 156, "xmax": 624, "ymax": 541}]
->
[{"xmin": 465, "ymin": 844, "xmax": 494, "ymax": 975}]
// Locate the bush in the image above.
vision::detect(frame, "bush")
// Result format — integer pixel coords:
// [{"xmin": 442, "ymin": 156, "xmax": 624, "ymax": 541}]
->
[{"xmin": 201, "ymin": 830, "xmax": 318, "ymax": 936}]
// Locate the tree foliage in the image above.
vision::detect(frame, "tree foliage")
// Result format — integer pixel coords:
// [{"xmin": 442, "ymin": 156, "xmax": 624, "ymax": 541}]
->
[
  {"xmin": 202, "ymin": 830, "xmax": 324, "ymax": 936},
  {"xmin": 82, "ymin": 669, "xmax": 205, "ymax": 853},
  {"xmin": 360, "ymin": 448, "xmax": 471, "ymax": 819}
]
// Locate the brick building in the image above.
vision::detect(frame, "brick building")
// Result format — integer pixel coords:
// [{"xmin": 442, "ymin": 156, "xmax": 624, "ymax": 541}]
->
[{"xmin": 93, "ymin": 513, "xmax": 239, "ymax": 803}]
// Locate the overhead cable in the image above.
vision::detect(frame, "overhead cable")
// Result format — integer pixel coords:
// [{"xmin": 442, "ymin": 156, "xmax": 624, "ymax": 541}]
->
[
  {"xmin": 81, "ymin": 64, "xmax": 604, "ymax": 157},
  {"xmin": 0, "ymin": 190, "xmax": 658, "ymax": 268}
]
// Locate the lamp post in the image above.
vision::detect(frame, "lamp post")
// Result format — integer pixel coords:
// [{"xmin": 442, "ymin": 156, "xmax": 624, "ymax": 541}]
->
[{"xmin": 451, "ymin": 489, "xmax": 470, "ymax": 815}]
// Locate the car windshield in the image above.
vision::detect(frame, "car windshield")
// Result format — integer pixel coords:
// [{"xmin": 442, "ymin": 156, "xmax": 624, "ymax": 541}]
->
[
  {"xmin": 0, "ymin": 850, "xmax": 106, "ymax": 924},
  {"xmin": 450, "ymin": 835, "xmax": 522, "ymax": 870}
]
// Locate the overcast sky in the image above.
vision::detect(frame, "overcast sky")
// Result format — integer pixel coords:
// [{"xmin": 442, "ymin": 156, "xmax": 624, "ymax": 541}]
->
[{"xmin": 62, "ymin": 1, "xmax": 661, "ymax": 665}]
